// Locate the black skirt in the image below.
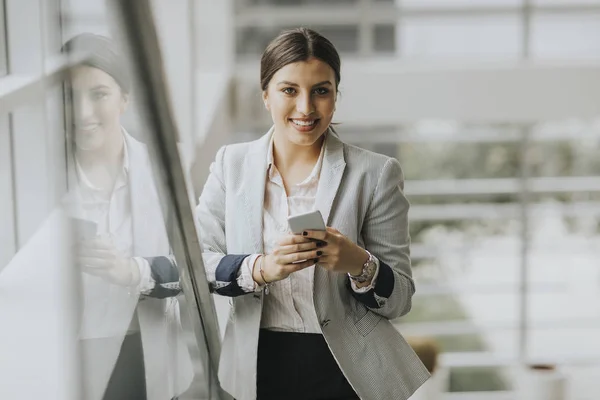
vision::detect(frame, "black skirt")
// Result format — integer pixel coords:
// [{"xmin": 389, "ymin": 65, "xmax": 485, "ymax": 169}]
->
[{"xmin": 257, "ymin": 329, "xmax": 359, "ymax": 400}]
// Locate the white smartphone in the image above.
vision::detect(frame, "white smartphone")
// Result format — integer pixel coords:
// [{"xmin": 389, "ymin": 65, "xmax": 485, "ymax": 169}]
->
[
  {"xmin": 71, "ymin": 217, "xmax": 98, "ymax": 242},
  {"xmin": 287, "ymin": 210, "xmax": 326, "ymax": 235}
]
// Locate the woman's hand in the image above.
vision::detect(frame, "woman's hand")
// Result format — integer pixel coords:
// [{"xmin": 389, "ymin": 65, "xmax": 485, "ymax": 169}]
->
[
  {"xmin": 303, "ymin": 227, "xmax": 368, "ymax": 276},
  {"xmin": 77, "ymin": 235, "xmax": 140, "ymax": 287},
  {"xmin": 254, "ymin": 235, "xmax": 323, "ymax": 284}
]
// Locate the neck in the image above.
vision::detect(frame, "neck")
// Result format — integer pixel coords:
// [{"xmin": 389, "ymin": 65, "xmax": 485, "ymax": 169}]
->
[
  {"xmin": 76, "ymin": 129, "xmax": 125, "ymax": 171},
  {"xmin": 272, "ymin": 132, "xmax": 325, "ymax": 173}
]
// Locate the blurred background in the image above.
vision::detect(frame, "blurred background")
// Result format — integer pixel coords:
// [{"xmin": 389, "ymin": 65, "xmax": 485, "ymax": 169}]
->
[{"xmin": 1, "ymin": 0, "xmax": 600, "ymax": 399}]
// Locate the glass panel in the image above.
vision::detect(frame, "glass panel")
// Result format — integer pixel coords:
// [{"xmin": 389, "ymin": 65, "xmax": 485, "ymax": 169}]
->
[
  {"xmin": 449, "ymin": 367, "xmax": 512, "ymax": 392},
  {"xmin": 374, "ymin": 24, "xmax": 396, "ymax": 54},
  {"xmin": 401, "ymin": 15, "xmax": 522, "ymax": 59},
  {"xmin": 0, "ymin": 87, "xmax": 79, "ymax": 399},
  {"xmin": 525, "ymin": 120, "xmax": 600, "ymax": 365},
  {"xmin": 0, "ymin": 0, "xmax": 7, "ymax": 76},
  {"xmin": 60, "ymin": 33, "xmax": 211, "ymax": 400},
  {"xmin": 0, "ymin": 1, "xmax": 224, "ymax": 398},
  {"xmin": 531, "ymin": 12, "xmax": 600, "ymax": 59},
  {"xmin": 0, "ymin": 113, "xmax": 15, "ymax": 269}
]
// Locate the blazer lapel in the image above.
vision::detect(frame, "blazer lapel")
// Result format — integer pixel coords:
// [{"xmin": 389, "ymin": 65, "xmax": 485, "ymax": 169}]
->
[
  {"xmin": 239, "ymin": 129, "xmax": 272, "ymax": 253},
  {"xmin": 125, "ymin": 131, "xmax": 169, "ymax": 256},
  {"xmin": 314, "ymin": 130, "xmax": 346, "ymax": 226}
]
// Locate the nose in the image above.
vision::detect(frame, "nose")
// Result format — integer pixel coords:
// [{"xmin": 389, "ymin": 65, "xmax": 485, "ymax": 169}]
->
[
  {"xmin": 73, "ymin": 94, "xmax": 94, "ymax": 123},
  {"xmin": 296, "ymin": 92, "xmax": 315, "ymax": 116}
]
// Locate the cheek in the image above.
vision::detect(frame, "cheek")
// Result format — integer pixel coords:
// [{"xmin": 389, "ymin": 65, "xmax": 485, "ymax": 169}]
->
[
  {"xmin": 97, "ymin": 100, "xmax": 123, "ymax": 123},
  {"xmin": 269, "ymin": 98, "xmax": 294, "ymax": 121},
  {"xmin": 317, "ymin": 98, "xmax": 336, "ymax": 117}
]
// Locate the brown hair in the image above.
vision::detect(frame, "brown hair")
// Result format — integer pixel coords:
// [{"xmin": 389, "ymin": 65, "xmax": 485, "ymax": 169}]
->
[
  {"xmin": 260, "ymin": 27, "xmax": 341, "ymax": 92},
  {"xmin": 63, "ymin": 33, "xmax": 131, "ymax": 93}
]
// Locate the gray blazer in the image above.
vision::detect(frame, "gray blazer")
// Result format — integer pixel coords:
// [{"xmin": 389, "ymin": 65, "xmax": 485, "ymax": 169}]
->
[{"xmin": 196, "ymin": 128, "xmax": 429, "ymax": 400}]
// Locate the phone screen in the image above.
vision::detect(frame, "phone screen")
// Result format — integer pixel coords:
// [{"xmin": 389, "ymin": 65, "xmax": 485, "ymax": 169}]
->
[{"xmin": 71, "ymin": 218, "xmax": 97, "ymax": 242}]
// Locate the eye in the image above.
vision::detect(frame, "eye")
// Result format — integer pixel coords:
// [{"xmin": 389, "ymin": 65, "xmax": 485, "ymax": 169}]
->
[
  {"xmin": 282, "ymin": 87, "xmax": 296, "ymax": 95},
  {"xmin": 91, "ymin": 91, "xmax": 109, "ymax": 101},
  {"xmin": 313, "ymin": 87, "xmax": 329, "ymax": 95}
]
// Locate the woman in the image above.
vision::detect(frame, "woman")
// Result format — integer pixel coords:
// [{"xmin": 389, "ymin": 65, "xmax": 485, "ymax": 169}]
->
[
  {"xmin": 197, "ymin": 28, "xmax": 430, "ymax": 400},
  {"xmin": 62, "ymin": 33, "xmax": 193, "ymax": 400}
]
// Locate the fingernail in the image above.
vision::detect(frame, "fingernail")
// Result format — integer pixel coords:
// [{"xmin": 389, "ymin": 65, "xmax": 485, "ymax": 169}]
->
[
  {"xmin": 303, "ymin": 231, "xmax": 308, "ymax": 236},
  {"xmin": 317, "ymin": 251, "xmax": 323, "ymax": 256},
  {"xmin": 316, "ymin": 241, "xmax": 325, "ymax": 247},
  {"xmin": 312, "ymin": 258, "xmax": 319, "ymax": 263}
]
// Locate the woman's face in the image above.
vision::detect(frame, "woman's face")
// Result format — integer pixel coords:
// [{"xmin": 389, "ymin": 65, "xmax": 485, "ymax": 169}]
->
[
  {"xmin": 69, "ymin": 66, "xmax": 128, "ymax": 152},
  {"xmin": 263, "ymin": 57, "xmax": 337, "ymax": 148}
]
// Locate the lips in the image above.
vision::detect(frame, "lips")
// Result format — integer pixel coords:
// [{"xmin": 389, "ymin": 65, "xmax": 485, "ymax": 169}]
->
[
  {"xmin": 75, "ymin": 123, "xmax": 101, "ymax": 133},
  {"xmin": 289, "ymin": 118, "xmax": 320, "ymax": 132}
]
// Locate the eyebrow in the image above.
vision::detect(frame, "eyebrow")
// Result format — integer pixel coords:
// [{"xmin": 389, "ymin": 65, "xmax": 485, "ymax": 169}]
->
[
  {"xmin": 277, "ymin": 80, "xmax": 333, "ymax": 88},
  {"xmin": 90, "ymin": 85, "xmax": 111, "ymax": 90}
]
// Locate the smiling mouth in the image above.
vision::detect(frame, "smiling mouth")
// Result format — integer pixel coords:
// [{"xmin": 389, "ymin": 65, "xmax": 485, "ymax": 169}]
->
[
  {"xmin": 75, "ymin": 124, "xmax": 101, "ymax": 132},
  {"xmin": 290, "ymin": 118, "xmax": 319, "ymax": 127}
]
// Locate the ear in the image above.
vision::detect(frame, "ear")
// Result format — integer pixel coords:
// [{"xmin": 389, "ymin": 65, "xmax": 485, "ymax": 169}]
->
[
  {"xmin": 262, "ymin": 91, "xmax": 270, "ymax": 111},
  {"xmin": 120, "ymin": 92, "xmax": 130, "ymax": 114}
]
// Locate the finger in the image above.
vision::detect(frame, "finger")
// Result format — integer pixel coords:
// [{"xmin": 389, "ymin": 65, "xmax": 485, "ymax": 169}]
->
[
  {"xmin": 77, "ymin": 247, "xmax": 113, "ymax": 259},
  {"xmin": 78, "ymin": 257, "xmax": 112, "ymax": 269},
  {"xmin": 277, "ymin": 234, "xmax": 314, "ymax": 246},
  {"xmin": 277, "ymin": 241, "xmax": 319, "ymax": 256},
  {"xmin": 85, "ymin": 236, "xmax": 115, "ymax": 250},
  {"xmin": 81, "ymin": 266, "xmax": 110, "ymax": 277},
  {"xmin": 284, "ymin": 259, "xmax": 318, "ymax": 273},
  {"xmin": 302, "ymin": 229, "xmax": 328, "ymax": 241},
  {"xmin": 315, "ymin": 256, "xmax": 334, "ymax": 270},
  {"xmin": 326, "ymin": 226, "xmax": 340, "ymax": 235},
  {"xmin": 281, "ymin": 248, "xmax": 323, "ymax": 265}
]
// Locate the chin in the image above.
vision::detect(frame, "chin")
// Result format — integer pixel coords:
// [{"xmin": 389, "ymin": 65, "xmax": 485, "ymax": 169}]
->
[
  {"xmin": 75, "ymin": 132, "xmax": 106, "ymax": 152},
  {"xmin": 286, "ymin": 126, "xmax": 328, "ymax": 146}
]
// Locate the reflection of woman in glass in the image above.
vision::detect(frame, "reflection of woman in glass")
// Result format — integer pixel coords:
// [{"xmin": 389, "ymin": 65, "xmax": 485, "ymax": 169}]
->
[
  {"xmin": 63, "ymin": 33, "xmax": 192, "ymax": 400},
  {"xmin": 197, "ymin": 28, "xmax": 429, "ymax": 400}
]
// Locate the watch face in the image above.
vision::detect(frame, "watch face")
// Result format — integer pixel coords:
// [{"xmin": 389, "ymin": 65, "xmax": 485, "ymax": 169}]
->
[{"xmin": 350, "ymin": 256, "xmax": 375, "ymax": 283}]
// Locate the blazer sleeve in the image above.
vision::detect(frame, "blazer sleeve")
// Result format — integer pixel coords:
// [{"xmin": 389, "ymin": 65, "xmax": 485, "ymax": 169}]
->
[
  {"xmin": 139, "ymin": 255, "xmax": 181, "ymax": 299},
  {"xmin": 195, "ymin": 145, "xmax": 254, "ymax": 297},
  {"xmin": 351, "ymin": 157, "xmax": 415, "ymax": 320}
]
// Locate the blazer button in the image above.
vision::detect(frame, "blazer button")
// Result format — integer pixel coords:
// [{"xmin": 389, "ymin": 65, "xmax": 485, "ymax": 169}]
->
[{"xmin": 321, "ymin": 319, "xmax": 331, "ymax": 328}]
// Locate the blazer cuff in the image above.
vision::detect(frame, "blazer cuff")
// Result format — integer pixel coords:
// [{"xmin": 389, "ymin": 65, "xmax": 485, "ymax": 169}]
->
[
  {"xmin": 237, "ymin": 254, "xmax": 261, "ymax": 292},
  {"xmin": 213, "ymin": 254, "xmax": 253, "ymax": 297},
  {"xmin": 146, "ymin": 255, "xmax": 181, "ymax": 299},
  {"xmin": 347, "ymin": 259, "xmax": 395, "ymax": 309}
]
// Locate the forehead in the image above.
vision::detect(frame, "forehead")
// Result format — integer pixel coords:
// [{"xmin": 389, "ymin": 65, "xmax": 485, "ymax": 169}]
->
[
  {"xmin": 69, "ymin": 65, "xmax": 120, "ymax": 90},
  {"xmin": 271, "ymin": 57, "xmax": 336, "ymax": 85}
]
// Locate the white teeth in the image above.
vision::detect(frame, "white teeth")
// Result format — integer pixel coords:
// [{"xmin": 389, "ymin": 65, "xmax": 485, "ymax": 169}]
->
[
  {"xmin": 79, "ymin": 124, "xmax": 99, "ymax": 131},
  {"xmin": 292, "ymin": 119, "xmax": 316, "ymax": 126}
]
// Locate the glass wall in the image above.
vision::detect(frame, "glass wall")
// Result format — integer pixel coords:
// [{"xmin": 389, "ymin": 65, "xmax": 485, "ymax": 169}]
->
[{"xmin": 0, "ymin": 1, "xmax": 224, "ymax": 399}]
